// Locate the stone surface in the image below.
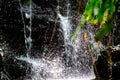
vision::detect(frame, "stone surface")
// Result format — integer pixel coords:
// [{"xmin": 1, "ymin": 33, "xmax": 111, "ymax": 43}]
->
[
  {"xmin": 2, "ymin": 54, "xmax": 31, "ymax": 80},
  {"xmin": 112, "ymin": 61, "xmax": 120, "ymax": 79},
  {"xmin": 94, "ymin": 45, "xmax": 120, "ymax": 79}
]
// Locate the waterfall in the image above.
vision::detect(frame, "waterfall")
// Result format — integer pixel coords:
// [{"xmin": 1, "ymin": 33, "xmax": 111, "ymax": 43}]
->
[
  {"xmin": 2, "ymin": 0, "xmax": 120, "ymax": 80},
  {"xmin": 16, "ymin": 0, "xmax": 100, "ymax": 80}
]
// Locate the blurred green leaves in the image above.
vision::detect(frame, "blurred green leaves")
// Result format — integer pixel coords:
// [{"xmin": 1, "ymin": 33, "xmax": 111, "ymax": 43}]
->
[{"xmin": 71, "ymin": 0, "xmax": 118, "ymax": 41}]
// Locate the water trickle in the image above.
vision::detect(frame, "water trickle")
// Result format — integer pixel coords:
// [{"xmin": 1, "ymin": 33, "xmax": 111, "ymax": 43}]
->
[{"xmin": 19, "ymin": 0, "xmax": 32, "ymax": 55}]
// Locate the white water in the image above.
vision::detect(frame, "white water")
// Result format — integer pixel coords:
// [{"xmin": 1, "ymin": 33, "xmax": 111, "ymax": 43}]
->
[
  {"xmin": 58, "ymin": 13, "xmax": 71, "ymax": 46},
  {"xmin": 17, "ymin": 56, "xmax": 95, "ymax": 80}
]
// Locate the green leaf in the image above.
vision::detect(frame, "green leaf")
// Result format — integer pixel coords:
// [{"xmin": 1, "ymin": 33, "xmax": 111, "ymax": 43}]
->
[
  {"xmin": 95, "ymin": 25, "xmax": 111, "ymax": 41},
  {"xmin": 71, "ymin": 0, "xmax": 118, "ymax": 41},
  {"xmin": 95, "ymin": 17, "xmax": 114, "ymax": 41}
]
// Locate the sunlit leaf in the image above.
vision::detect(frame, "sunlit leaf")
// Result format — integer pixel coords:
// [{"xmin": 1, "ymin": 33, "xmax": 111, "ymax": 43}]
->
[
  {"xmin": 91, "ymin": 19, "xmax": 99, "ymax": 25},
  {"xmin": 71, "ymin": 0, "xmax": 118, "ymax": 41}
]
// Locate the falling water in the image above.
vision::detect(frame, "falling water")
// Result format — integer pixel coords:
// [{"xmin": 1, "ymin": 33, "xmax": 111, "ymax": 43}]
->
[
  {"xmin": 19, "ymin": 0, "xmax": 32, "ymax": 55},
  {"xmin": 57, "ymin": 7, "xmax": 71, "ymax": 52},
  {"xmin": 57, "ymin": 0, "xmax": 72, "ymax": 49},
  {"xmin": 57, "ymin": 1, "xmax": 75, "ymax": 72}
]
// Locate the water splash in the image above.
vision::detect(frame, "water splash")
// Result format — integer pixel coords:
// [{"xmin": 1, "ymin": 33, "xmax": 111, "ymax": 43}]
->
[
  {"xmin": 17, "ymin": 56, "xmax": 65, "ymax": 80},
  {"xmin": 17, "ymin": 56, "xmax": 95, "ymax": 80}
]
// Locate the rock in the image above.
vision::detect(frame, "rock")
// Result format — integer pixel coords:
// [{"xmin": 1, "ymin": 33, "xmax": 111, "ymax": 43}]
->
[
  {"xmin": 3, "ymin": 54, "xmax": 31, "ymax": 80},
  {"xmin": 94, "ymin": 51, "xmax": 111, "ymax": 79},
  {"xmin": 112, "ymin": 62, "xmax": 120, "ymax": 79},
  {"xmin": 94, "ymin": 45, "xmax": 120, "ymax": 79},
  {"xmin": 32, "ymin": 0, "xmax": 58, "ymax": 9}
]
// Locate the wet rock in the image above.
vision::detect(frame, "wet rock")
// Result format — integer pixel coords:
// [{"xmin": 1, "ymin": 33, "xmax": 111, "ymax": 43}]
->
[
  {"xmin": 112, "ymin": 62, "xmax": 120, "ymax": 79},
  {"xmin": 94, "ymin": 45, "xmax": 120, "ymax": 79},
  {"xmin": 32, "ymin": 0, "xmax": 58, "ymax": 9},
  {"xmin": 0, "ymin": 56, "xmax": 3, "ymax": 71},
  {"xmin": 0, "ymin": 0, "xmax": 25, "ymax": 54},
  {"xmin": 2, "ymin": 54, "xmax": 31, "ymax": 80},
  {"xmin": 94, "ymin": 52, "xmax": 111, "ymax": 79}
]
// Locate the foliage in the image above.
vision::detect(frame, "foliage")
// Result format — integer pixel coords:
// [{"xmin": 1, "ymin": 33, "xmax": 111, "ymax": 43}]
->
[{"xmin": 71, "ymin": 0, "xmax": 119, "ymax": 41}]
